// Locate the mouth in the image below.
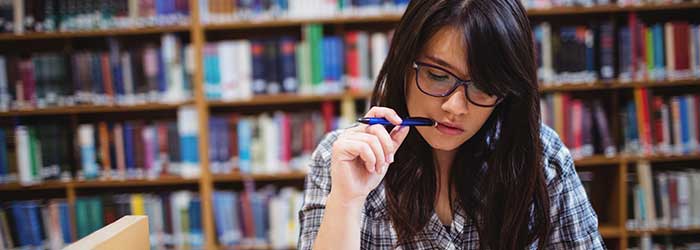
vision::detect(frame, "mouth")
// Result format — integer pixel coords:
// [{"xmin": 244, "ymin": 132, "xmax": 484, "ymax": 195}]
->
[{"xmin": 435, "ymin": 121, "xmax": 465, "ymax": 135}]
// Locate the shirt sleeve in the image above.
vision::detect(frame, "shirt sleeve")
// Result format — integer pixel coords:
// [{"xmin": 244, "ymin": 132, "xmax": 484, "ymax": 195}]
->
[
  {"xmin": 542, "ymin": 127, "xmax": 606, "ymax": 249},
  {"xmin": 297, "ymin": 131, "xmax": 340, "ymax": 250}
]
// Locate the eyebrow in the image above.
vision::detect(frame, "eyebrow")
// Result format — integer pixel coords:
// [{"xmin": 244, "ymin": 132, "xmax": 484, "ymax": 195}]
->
[{"xmin": 424, "ymin": 55, "xmax": 470, "ymax": 80}]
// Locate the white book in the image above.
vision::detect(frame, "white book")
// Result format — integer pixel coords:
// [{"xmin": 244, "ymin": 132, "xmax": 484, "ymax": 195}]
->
[
  {"xmin": 691, "ymin": 171, "xmax": 700, "ymax": 227},
  {"xmin": 177, "ymin": 106, "xmax": 200, "ymax": 178},
  {"xmin": 12, "ymin": 0, "xmax": 22, "ymax": 34},
  {"xmin": 659, "ymin": 102, "xmax": 672, "ymax": 155},
  {"xmin": 677, "ymin": 172, "xmax": 691, "ymax": 228},
  {"xmin": 261, "ymin": 113, "xmax": 279, "ymax": 174},
  {"xmin": 15, "ymin": 126, "xmax": 33, "ymax": 185},
  {"xmin": 219, "ymin": 41, "xmax": 239, "ymax": 101},
  {"xmin": 665, "ymin": 23, "xmax": 676, "ymax": 80},
  {"xmin": 162, "ymin": 34, "xmax": 186, "ymax": 103},
  {"xmin": 48, "ymin": 202, "xmax": 65, "ymax": 250},
  {"xmin": 636, "ymin": 161, "xmax": 657, "ymax": 229},
  {"xmin": 370, "ymin": 32, "xmax": 388, "ymax": 85},
  {"xmin": 357, "ymin": 31, "xmax": 371, "ymax": 91},
  {"xmin": 237, "ymin": 40, "xmax": 253, "ymax": 100},
  {"xmin": 657, "ymin": 173, "xmax": 671, "ymax": 228},
  {"xmin": 121, "ymin": 53, "xmax": 136, "ymax": 105},
  {"xmin": 687, "ymin": 95, "xmax": 698, "ymax": 153},
  {"xmin": 78, "ymin": 124, "xmax": 98, "ymax": 180},
  {"xmin": 542, "ymin": 23, "xmax": 554, "ymax": 85},
  {"xmin": 0, "ymin": 56, "xmax": 8, "ymax": 110},
  {"xmin": 269, "ymin": 196, "xmax": 288, "ymax": 249},
  {"xmin": 171, "ymin": 191, "xmax": 191, "ymax": 248}
]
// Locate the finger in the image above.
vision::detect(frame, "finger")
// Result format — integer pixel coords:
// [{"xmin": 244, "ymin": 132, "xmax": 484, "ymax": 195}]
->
[
  {"xmin": 348, "ymin": 132, "xmax": 386, "ymax": 171},
  {"xmin": 365, "ymin": 106, "xmax": 402, "ymax": 125},
  {"xmin": 365, "ymin": 125, "xmax": 395, "ymax": 163},
  {"xmin": 390, "ymin": 126, "xmax": 410, "ymax": 147},
  {"xmin": 343, "ymin": 139, "xmax": 377, "ymax": 173}
]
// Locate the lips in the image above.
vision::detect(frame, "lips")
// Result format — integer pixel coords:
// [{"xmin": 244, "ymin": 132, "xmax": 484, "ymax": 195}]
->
[{"xmin": 435, "ymin": 121, "xmax": 464, "ymax": 135}]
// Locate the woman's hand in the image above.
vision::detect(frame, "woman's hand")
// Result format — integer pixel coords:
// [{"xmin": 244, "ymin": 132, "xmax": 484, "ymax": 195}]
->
[{"xmin": 329, "ymin": 107, "xmax": 410, "ymax": 206}]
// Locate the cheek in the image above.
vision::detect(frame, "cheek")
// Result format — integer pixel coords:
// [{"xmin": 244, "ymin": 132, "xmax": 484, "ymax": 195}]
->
[{"xmin": 405, "ymin": 76, "xmax": 440, "ymax": 116}]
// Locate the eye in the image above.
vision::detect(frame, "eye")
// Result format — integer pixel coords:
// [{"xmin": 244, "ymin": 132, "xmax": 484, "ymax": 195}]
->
[{"xmin": 427, "ymin": 70, "xmax": 450, "ymax": 81}]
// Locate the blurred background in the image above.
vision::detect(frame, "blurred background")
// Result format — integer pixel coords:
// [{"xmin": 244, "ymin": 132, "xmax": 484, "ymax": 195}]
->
[{"xmin": 0, "ymin": 0, "xmax": 699, "ymax": 250}]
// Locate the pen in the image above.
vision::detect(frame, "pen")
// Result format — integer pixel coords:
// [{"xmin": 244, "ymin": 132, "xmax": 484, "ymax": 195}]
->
[{"xmin": 357, "ymin": 117, "xmax": 437, "ymax": 127}]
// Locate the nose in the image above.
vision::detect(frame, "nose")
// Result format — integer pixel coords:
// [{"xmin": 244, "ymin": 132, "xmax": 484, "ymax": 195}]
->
[{"xmin": 441, "ymin": 85, "xmax": 469, "ymax": 116}]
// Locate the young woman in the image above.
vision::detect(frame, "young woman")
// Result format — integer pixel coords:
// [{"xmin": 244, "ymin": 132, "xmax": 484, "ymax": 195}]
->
[{"xmin": 298, "ymin": 0, "xmax": 604, "ymax": 249}]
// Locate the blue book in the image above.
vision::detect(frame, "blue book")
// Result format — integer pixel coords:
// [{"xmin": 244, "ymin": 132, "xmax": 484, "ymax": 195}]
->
[
  {"xmin": 189, "ymin": 198, "xmax": 203, "ymax": 247},
  {"xmin": 27, "ymin": 202, "xmax": 43, "ymax": 247},
  {"xmin": 238, "ymin": 119, "xmax": 252, "ymax": 174},
  {"xmin": 213, "ymin": 192, "xmax": 226, "ymax": 244},
  {"xmin": 618, "ymin": 27, "xmax": 632, "ymax": 79},
  {"xmin": 204, "ymin": 45, "xmax": 222, "ymax": 99},
  {"xmin": 59, "ymin": 202, "xmax": 73, "ymax": 244},
  {"xmin": 680, "ymin": 96, "xmax": 690, "ymax": 154},
  {"xmin": 155, "ymin": 0, "xmax": 166, "ymax": 16},
  {"xmin": 335, "ymin": 38, "xmax": 345, "ymax": 85},
  {"xmin": 585, "ymin": 27, "xmax": 594, "ymax": 74},
  {"xmin": 91, "ymin": 53, "xmax": 104, "ymax": 95},
  {"xmin": 265, "ymin": 39, "xmax": 280, "ymax": 94},
  {"xmin": 11, "ymin": 202, "xmax": 29, "ymax": 246},
  {"xmin": 323, "ymin": 37, "xmax": 333, "ymax": 82},
  {"xmin": 217, "ymin": 119, "xmax": 230, "ymax": 166},
  {"xmin": 0, "ymin": 128, "xmax": 7, "ymax": 180},
  {"xmin": 157, "ymin": 50, "xmax": 167, "ymax": 93},
  {"xmin": 108, "ymin": 38, "xmax": 124, "ymax": 98},
  {"xmin": 653, "ymin": 24, "xmax": 664, "ymax": 79},
  {"xmin": 123, "ymin": 123, "xmax": 135, "ymax": 174},
  {"xmin": 251, "ymin": 40, "xmax": 267, "ymax": 95}
]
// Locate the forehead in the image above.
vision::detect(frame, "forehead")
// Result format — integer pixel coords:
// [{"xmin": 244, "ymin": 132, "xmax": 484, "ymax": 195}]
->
[{"xmin": 420, "ymin": 25, "xmax": 468, "ymax": 76}]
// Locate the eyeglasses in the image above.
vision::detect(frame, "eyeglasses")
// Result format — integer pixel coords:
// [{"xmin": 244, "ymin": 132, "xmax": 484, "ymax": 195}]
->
[{"xmin": 412, "ymin": 61, "xmax": 502, "ymax": 107}]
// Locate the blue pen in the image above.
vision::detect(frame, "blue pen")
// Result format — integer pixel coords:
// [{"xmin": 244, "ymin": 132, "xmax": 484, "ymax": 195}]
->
[{"xmin": 357, "ymin": 117, "xmax": 437, "ymax": 127}]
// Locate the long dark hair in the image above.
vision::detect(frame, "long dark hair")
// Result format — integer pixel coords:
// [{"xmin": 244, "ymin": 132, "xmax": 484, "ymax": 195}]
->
[{"xmin": 371, "ymin": 0, "xmax": 550, "ymax": 249}]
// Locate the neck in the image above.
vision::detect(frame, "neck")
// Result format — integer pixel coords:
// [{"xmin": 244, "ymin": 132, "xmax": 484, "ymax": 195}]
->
[{"xmin": 433, "ymin": 148, "xmax": 456, "ymax": 184}]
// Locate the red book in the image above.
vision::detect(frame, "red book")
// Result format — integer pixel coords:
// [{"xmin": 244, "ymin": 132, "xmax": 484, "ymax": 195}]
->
[
  {"xmin": 561, "ymin": 94, "xmax": 571, "ymax": 146},
  {"xmin": 673, "ymin": 22, "xmax": 690, "ymax": 72},
  {"xmin": 302, "ymin": 119, "xmax": 314, "ymax": 155},
  {"xmin": 321, "ymin": 101, "xmax": 335, "ymax": 133},
  {"xmin": 100, "ymin": 53, "xmax": 115, "ymax": 102},
  {"xmin": 156, "ymin": 122, "xmax": 169, "ymax": 176},
  {"xmin": 640, "ymin": 88, "xmax": 654, "ymax": 155},
  {"xmin": 652, "ymin": 96, "xmax": 665, "ymax": 147},
  {"xmin": 572, "ymin": 100, "xmax": 583, "ymax": 157},
  {"xmin": 19, "ymin": 60, "xmax": 36, "ymax": 106},
  {"xmin": 98, "ymin": 122, "xmax": 112, "ymax": 178},
  {"xmin": 345, "ymin": 31, "xmax": 360, "ymax": 92},
  {"xmin": 133, "ymin": 122, "xmax": 145, "ymax": 178}
]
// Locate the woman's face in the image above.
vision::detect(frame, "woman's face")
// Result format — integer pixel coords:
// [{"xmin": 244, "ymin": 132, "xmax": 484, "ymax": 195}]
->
[{"xmin": 406, "ymin": 25, "xmax": 495, "ymax": 152}]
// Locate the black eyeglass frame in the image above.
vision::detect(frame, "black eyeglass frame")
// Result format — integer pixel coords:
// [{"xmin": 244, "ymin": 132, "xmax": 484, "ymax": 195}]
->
[{"xmin": 412, "ymin": 61, "xmax": 504, "ymax": 108}]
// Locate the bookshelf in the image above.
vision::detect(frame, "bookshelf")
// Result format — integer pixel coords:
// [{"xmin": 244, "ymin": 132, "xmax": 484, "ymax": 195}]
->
[{"xmin": 0, "ymin": 1, "xmax": 699, "ymax": 250}]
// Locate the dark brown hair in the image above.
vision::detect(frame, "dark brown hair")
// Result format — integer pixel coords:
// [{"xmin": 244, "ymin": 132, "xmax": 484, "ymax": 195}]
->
[{"xmin": 371, "ymin": 0, "xmax": 551, "ymax": 249}]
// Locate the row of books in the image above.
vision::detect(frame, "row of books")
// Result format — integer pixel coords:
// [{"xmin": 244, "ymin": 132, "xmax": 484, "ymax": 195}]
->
[
  {"xmin": 0, "ymin": 106, "xmax": 200, "ymax": 185},
  {"xmin": 629, "ymin": 240, "xmax": 700, "ymax": 250},
  {"xmin": 200, "ymin": 0, "xmax": 409, "ymax": 23},
  {"xmin": 521, "ymin": 0, "xmax": 700, "ymax": 9},
  {"xmin": 0, "ymin": 200, "xmax": 72, "ymax": 250},
  {"xmin": 213, "ymin": 186, "xmax": 303, "ymax": 248},
  {"xmin": 533, "ymin": 18, "xmax": 700, "ymax": 86},
  {"xmin": 626, "ymin": 161, "xmax": 700, "ymax": 230},
  {"xmin": 0, "ymin": 34, "xmax": 193, "ymax": 111},
  {"xmin": 621, "ymin": 90, "xmax": 700, "ymax": 156},
  {"xmin": 541, "ymin": 94, "xmax": 616, "ymax": 159},
  {"xmin": 0, "ymin": 0, "xmax": 190, "ymax": 34},
  {"xmin": 208, "ymin": 101, "xmax": 353, "ymax": 175},
  {"xmin": 203, "ymin": 25, "xmax": 390, "ymax": 100}
]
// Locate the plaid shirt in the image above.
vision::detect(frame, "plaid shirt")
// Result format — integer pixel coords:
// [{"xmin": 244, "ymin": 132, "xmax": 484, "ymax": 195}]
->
[{"xmin": 298, "ymin": 124, "xmax": 605, "ymax": 249}]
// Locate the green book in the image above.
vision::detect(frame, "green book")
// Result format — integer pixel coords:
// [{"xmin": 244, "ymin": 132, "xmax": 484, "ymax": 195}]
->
[
  {"xmin": 28, "ymin": 128, "xmax": 39, "ymax": 182},
  {"xmin": 90, "ymin": 197, "xmax": 104, "ymax": 233},
  {"xmin": 76, "ymin": 199, "xmax": 89, "ymax": 238},
  {"xmin": 646, "ymin": 28, "xmax": 654, "ymax": 76},
  {"xmin": 296, "ymin": 41, "xmax": 312, "ymax": 94}
]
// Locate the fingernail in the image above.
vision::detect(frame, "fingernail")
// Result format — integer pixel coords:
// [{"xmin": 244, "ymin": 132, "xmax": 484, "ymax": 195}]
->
[{"xmin": 394, "ymin": 114, "xmax": 402, "ymax": 123}]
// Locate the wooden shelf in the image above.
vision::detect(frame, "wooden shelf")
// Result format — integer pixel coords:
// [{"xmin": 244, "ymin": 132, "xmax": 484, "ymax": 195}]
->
[
  {"xmin": 628, "ymin": 153, "xmax": 700, "ymax": 163},
  {"xmin": 214, "ymin": 172, "xmax": 307, "ymax": 182},
  {"xmin": 539, "ymin": 79, "xmax": 700, "ymax": 93},
  {"xmin": 527, "ymin": 2, "xmax": 700, "ymax": 16},
  {"xmin": 600, "ymin": 225, "xmax": 624, "ymax": 238},
  {"xmin": 0, "ymin": 25, "xmax": 191, "ymax": 41},
  {"xmin": 208, "ymin": 91, "xmax": 371, "ymax": 108},
  {"xmin": 575, "ymin": 155, "xmax": 622, "ymax": 167},
  {"xmin": 627, "ymin": 227, "xmax": 700, "ymax": 237},
  {"xmin": 0, "ymin": 180, "xmax": 68, "ymax": 191},
  {"xmin": 71, "ymin": 176, "xmax": 199, "ymax": 188},
  {"xmin": 0, "ymin": 101, "xmax": 193, "ymax": 117},
  {"xmin": 202, "ymin": 3, "xmax": 700, "ymax": 31},
  {"xmin": 205, "ymin": 14, "xmax": 403, "ymax": 30}
]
